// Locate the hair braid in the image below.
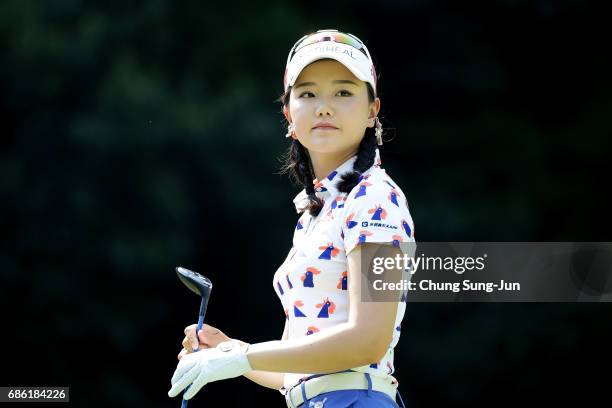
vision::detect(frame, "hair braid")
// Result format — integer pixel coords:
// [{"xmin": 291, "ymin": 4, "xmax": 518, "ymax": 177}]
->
[
  {"xmin": 336, "ymin": 130, "xmax": 378, "ymax": 194},
  {"xmin": 293, "ymin": 140, "xmax": 324, "ymax": 216}
]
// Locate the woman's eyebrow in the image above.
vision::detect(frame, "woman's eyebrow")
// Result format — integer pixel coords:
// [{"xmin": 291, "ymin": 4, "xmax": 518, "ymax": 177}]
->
[{"xmin": 294, "ymin": 79, "xmax": 359, "ymax": 89}]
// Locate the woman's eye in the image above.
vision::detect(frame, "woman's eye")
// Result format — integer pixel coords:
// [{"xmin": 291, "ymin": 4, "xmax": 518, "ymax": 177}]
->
[{"xmin": 299, "ymin": 90, "xmax": 352, "ymax": 98}]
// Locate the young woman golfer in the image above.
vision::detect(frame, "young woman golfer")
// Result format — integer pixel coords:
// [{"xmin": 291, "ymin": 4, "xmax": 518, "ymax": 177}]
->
[{"xmin": 168, "ymin": 29, "xmax": 415, "ymax": 408}]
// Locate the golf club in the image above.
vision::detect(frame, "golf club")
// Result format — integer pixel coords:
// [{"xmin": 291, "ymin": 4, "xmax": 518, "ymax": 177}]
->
[{"xmin": 175, "ymin": 266, "xmax": 213, "ymax": 408}]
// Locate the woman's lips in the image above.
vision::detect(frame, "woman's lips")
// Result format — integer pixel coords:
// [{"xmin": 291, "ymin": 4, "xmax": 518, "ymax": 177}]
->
[{"xmin": 313, "ymin": 125, "xmax": 339, "ymax": 130}]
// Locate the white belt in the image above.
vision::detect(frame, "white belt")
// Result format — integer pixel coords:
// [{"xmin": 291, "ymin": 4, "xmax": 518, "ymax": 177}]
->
[{"xmin": 284, "ymin": 371, "xmax": 398, "ymax": 408}]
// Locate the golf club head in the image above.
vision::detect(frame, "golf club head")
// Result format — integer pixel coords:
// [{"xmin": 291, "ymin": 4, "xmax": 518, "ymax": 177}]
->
[{"xmin": 175, "ymin": 267, "xmax": 212, "ymax": 297}]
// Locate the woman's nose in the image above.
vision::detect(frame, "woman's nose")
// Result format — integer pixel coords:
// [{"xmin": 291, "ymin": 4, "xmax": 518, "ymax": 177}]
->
[{"xmin": 315, "ymin": 101, "xmax": 334, "ymax": 117}]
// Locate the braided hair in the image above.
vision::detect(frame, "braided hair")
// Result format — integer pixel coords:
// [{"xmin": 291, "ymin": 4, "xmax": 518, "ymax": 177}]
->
[{"xmin": 278, "ymin": 81, "xmax": 380, "ymax": 217}]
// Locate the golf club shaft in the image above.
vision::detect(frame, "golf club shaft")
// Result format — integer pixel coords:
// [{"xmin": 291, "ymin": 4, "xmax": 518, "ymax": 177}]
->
[{"xmin": 181, "ymin": 299, "xmax": 206, "ymax": 408}]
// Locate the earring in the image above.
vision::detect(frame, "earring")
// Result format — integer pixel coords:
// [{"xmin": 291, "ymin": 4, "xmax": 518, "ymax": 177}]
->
[
  {"xmin": 374, "ymin": 117, "xmax": 383, "ymax": 145},
  {"xmin": 285, "ymin": 123, "xmax": 295, "ymax": 138}
]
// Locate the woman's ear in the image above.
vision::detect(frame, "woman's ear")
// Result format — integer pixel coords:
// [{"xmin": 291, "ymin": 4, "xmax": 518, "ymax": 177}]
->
[
  {"xmin": 283, "ymin": 106, "xmax": 291, "ymax": 123},
  {"xmin": 367, "ymin": 97, "xmax": 381, "ymax": 128}
]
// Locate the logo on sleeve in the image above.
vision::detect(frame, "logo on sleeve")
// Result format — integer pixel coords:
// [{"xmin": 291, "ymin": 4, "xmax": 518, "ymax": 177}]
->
[{"xmin": 361, "ymin": 221, "xmax": 399, "ymax": 230}]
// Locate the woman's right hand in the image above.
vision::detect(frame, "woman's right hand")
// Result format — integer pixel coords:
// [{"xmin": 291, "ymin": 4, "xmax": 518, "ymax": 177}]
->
[{"xmin": 177, "ymin": 323, "xmax": 232, "ymax": 360}]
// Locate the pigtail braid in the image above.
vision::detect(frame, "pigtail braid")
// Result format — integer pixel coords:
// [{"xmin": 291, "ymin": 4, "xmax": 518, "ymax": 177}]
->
[{"xmin": 336, "ymin": 130, "xmax": 378, "ymax": 194}]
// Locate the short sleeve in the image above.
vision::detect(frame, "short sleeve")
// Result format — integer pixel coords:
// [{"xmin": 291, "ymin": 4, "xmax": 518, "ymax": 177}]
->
[{"xmin": 341, "ymin": 178, "xmax": 415, "ymax": 256}]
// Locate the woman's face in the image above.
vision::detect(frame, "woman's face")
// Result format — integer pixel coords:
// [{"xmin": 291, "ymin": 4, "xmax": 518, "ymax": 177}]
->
[{"xmin": 285, "ymin": 59, "xmax": 380, "ymax": 155}]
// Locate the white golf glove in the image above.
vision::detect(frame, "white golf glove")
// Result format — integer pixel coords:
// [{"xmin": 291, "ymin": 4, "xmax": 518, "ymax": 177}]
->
[{"xmin": 168, "ymin": 339, "xmax": 252, "ymax": 400}]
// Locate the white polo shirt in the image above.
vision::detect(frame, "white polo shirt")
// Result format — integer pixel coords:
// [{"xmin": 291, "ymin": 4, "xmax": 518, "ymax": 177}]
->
[{"xmin": 273, "ymin": 151, "xmax": 416, "ymax": 392}]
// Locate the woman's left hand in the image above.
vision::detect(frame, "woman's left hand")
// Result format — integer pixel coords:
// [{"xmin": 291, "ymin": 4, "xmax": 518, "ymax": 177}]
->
[
  {"xmin": 168, "ymin": 340, "xmax": 252, "ymax": 400},
  {"xmin": 177, "ymin": 323, "xmax": 232, "ymax": 360}
]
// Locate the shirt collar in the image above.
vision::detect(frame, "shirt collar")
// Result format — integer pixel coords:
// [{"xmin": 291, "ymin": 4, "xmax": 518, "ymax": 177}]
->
[
  {"xmin": 291, "ymin": 154, "xmax": 358, "ymax": 214},
  {"xmin": 312, "ymin": 155, "xmax": 358, "ymax": 196},
  {"xmin": 292, "ymin": 149, "xmax": 382, "ymax": 214}
]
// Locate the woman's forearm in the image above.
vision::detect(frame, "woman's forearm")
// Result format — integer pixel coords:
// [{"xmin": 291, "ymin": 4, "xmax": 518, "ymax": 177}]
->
[
  {"xmin": 236, "ymin": 340, "xmax": 285, "ymax": 390},
  {"xmin": 245, "ymin": 322, "xmax": 383, "ymax": 374},
  {"xmin": 242, "ymin": 370, "xmax": 285, "ymax": 390}
]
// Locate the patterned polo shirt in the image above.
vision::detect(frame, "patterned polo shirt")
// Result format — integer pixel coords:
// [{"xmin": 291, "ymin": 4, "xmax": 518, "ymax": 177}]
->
[{"xmin": 273, "ymin": 150, "xmax": 416, "ymax": 392}]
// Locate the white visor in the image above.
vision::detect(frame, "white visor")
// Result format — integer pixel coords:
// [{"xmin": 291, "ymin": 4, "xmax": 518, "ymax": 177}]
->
[{"xmin": 284, "ymin": 38, "xmax": 377, "ymax": 95}]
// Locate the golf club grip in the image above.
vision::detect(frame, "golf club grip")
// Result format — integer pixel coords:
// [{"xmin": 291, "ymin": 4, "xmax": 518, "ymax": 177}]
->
[{"xmin": 181, "ymin": 300, "xmax": 207, "ymax": 407}]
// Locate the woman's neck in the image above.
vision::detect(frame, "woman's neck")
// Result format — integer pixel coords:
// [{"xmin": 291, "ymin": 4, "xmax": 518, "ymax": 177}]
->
[{"xmin": 308, "ymin": 148, "xmax": 358, "ymax": 181}]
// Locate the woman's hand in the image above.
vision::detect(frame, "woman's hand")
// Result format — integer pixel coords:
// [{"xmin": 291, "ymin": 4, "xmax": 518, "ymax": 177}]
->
[
  {"xmin": 178, "ymin": 324, "xmax": 232, "ymax": 360},
  {"xmin": 169, "ymin": 340, "xmax": 252, "ymax": 400}
]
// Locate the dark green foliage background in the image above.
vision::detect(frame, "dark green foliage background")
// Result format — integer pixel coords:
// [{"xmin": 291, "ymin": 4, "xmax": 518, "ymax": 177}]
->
[{"xmin": 1, "ymin": 1, "xmax": 610, "ymax": 406}]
